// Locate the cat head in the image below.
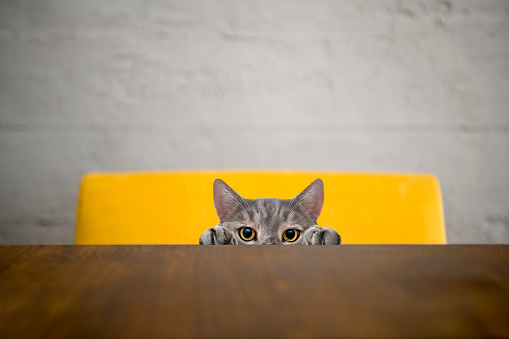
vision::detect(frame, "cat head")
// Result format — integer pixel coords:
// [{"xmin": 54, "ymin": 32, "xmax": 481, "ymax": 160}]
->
[{"xmin": 213, "ymin": 178, "xmax": 324, "ymax": 245}]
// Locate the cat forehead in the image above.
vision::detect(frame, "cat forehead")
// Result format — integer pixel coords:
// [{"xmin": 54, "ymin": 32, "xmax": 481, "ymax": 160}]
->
[
  {"xmin": 231, "ymin": 198, "xmax": 308, "ymax": 223},
  {"xmin": 247, "ymin": 198, "xmax": 288, "ymax": 208},
  {"xmin": 245, "ymin": 198, "xmax": 292, "ymax": 216}
]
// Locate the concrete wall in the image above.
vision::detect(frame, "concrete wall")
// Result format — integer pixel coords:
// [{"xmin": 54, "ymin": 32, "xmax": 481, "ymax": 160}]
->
[{"xmin": 0, "ymin": 0, "xmax": 508, "ymax": 244}]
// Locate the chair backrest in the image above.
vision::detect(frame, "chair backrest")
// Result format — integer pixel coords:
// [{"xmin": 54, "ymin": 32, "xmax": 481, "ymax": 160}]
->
[{"xmin": 75, "ymin": 171, "xmax": 446, "ymax": 244}]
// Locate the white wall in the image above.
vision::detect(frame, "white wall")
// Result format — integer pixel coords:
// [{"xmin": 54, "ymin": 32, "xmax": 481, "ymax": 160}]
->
[{"xmin": 1, "ymin": 0, "xmax": 508, "ymax": 244}]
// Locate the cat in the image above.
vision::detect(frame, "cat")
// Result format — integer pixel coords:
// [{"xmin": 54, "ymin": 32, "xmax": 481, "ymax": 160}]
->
[{"xmin": 199, "ymin": 178, "xmax": 341, "ymax": 245}]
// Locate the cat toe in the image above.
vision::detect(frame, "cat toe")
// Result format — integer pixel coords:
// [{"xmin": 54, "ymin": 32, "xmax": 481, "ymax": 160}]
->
[
  {"xmin": 304, "ymin": 226, "xmax": 341, "ymax": 245},
  {"xmin": 199, "ymin": 226, "xmax": 237, "ymax": 245},
  {"xmin": 323, "ymin": 230, "xmax": 341, "ymax": 245},
  {"xmin": 199, "ymin": 229, "xmax": 215, "ymax": 245}
]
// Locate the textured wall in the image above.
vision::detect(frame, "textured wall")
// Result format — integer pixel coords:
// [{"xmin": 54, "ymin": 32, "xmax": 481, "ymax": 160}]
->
[{"xmin": 0, "ymin": 0, "xmax": 508, "ymax": 244}]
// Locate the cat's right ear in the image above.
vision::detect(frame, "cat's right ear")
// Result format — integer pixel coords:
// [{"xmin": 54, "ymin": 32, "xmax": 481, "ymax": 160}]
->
[
  {"xmin": 292, "ymin": 178, "xmax": 325, "ymax": 221},
  {"xmin": 213, "ymin": 179, "xmax": 244, "ymax": 221}
]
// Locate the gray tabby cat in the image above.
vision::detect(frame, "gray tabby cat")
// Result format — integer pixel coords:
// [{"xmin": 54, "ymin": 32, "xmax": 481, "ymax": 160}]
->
[{"xmin": 199, "ymin": 178, "xmax": 341, "ymax": 245}]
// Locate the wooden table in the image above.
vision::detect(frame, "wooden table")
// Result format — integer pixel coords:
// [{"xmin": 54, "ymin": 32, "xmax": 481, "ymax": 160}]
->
[{"xmin": 0, "ymin": 245, "xmax": 508, "ymax": 338}]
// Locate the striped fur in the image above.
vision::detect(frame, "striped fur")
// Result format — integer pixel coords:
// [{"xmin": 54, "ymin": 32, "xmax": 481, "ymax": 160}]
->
[{"xmin": 199, "ymin": 178, "xmax": 341, "ymax": 245}]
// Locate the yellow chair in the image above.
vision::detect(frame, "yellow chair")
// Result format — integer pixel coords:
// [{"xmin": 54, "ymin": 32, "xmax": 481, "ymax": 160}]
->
[{"xmin": 75, "ymin": 171, "xmax": 446, "ymax": 244}]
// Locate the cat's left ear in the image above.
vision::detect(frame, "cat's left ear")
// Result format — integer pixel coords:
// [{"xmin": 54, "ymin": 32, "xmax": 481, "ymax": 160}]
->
[
  {"xmin": 213, "ymin": 179, "xmax": 245, "ymax": 221},
  {"xmin": 292, "ymin": 178, "xmax": 324, "ymax": 220}
]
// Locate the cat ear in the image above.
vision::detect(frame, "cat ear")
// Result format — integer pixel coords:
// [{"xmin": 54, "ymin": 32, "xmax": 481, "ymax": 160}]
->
[
  {"xmin": 213, "ymin": 179, "xmax": 245, "ymax": 221},
  {"xmin": 292, "ymin": 179, "xmax": 324, "ymax": 220}
]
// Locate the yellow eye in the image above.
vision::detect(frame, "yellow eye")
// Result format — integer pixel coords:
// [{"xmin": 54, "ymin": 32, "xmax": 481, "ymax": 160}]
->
[
  {"xmin": 239, "ymin": 227, "xmax": 256, "ymax": 241},
  {"xmin": 283, "ymin": 229, "xmax": 299, "ymax": 242}
]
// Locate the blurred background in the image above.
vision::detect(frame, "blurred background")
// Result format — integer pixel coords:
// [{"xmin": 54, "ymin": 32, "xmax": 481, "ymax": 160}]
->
[{"xmin": 0, "ymin": 0, "xmax": 508, "ymax": 245}]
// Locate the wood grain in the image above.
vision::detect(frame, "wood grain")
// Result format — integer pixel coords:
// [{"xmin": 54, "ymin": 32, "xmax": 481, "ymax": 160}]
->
[{"xmin": 0, "ymin": 245, "xmax": 508, "ymax": 338}]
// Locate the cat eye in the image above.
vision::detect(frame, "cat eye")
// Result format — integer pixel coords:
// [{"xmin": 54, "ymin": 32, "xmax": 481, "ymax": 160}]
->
[
  {"xmin": 283, "ymin": 229, "xmax": 300, "ymax": 242},
  {"xmin": 239, "ymin": 227, "xmax": 256, "ymax": 241}
]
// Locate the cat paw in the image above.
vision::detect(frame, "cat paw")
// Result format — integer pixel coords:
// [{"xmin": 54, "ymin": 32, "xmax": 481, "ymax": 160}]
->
[
  {"xmin": 303, "ymin": 226, "xmax": 341, "ymax": 245},
  {"xmin": 199, "ymin": 226, "xmax": 238, "ymax": 245}
]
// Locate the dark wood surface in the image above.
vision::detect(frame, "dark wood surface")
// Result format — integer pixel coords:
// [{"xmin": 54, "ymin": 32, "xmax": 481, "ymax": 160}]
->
[{"xmin": 0, "ymin": 245, "xmax": 508, "ymax": 338}]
